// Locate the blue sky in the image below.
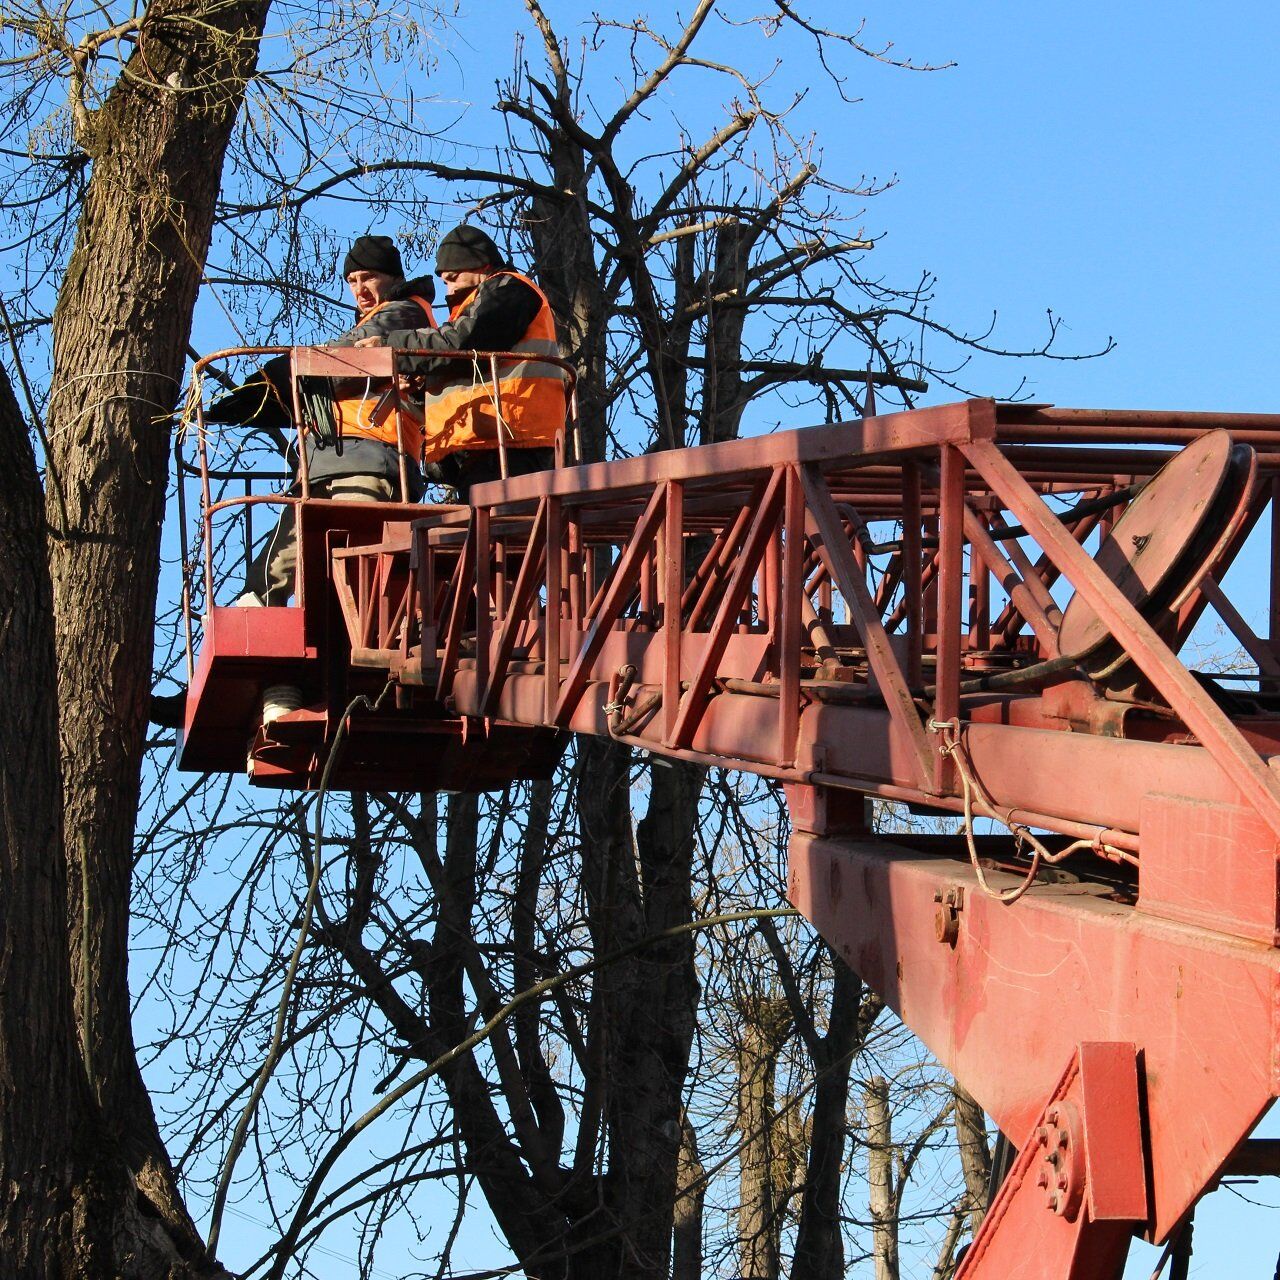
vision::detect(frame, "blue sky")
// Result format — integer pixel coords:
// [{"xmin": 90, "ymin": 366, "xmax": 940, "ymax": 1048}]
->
[{"xmin": 844, "ymin": 2, "xmax": 1280, "ymax": 414}]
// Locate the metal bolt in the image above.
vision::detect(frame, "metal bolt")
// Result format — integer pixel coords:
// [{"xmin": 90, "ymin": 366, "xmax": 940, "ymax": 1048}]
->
[
  {"xmin": 1036, "ymin": 1169, "xmax": 1049, "ymax": 1189},
  {"xmin": 1047, "ymin": 1193, "xmax": 1060, "ymax": 1212},
  {"xmin": 935, "ymin": 904, "xmax": 960, "ymax": 946}
]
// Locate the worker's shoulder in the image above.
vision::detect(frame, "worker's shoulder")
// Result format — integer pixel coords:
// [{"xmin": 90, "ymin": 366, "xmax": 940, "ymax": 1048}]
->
[
  {"xmin": 380, "ymin": 276, "xmax": 437, "ymax": 323},
  {"xmin": 474, "ymin": 271, "xmax": 547, "ymax": 323},
  {"xmin": 486, "ymin": 270, "xmax": 544, "ymax": 300}
]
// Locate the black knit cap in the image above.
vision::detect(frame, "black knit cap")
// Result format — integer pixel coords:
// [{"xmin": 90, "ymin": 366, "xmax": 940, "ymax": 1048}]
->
[
  {"xmin": 342, "ymin": 234, "xmax": 404, "ymax": 279},
  {"xmin": 434, "ymin": 224, "xmax": 504, "ymax": 274}
]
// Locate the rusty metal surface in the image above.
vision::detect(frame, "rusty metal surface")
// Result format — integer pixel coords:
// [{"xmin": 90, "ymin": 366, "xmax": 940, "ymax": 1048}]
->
[{"xmin": 177, "ymin": 380, "xmax": 1280, "ymax": 1276}]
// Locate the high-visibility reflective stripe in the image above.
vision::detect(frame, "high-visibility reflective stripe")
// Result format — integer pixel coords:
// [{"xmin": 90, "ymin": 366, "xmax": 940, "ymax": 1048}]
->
[
  {"xmin": 327, "ymin": 295, "xmax": 436, "ymax": 461},
  {"xmin": 333, "ymin": 396, "xmax": 425, "ymax": 462},
  {"xmin": 420, "ymin": 271, "xmax": 567, "ymax": 462}
]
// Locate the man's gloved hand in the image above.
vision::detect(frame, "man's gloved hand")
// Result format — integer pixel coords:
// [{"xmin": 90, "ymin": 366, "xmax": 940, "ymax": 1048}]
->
[{"xmin": 203, "ymin": 354, "xmax": 293, "ymax": 428}]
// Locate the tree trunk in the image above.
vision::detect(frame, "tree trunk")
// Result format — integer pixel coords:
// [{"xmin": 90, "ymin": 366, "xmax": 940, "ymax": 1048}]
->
[
  {"xmin": 0, "ymin": 364, "xmax": 204, "ymax": 1277},
  {"xmin": 43, "ymin": 0, "xmax": 269, "ymax": 1252},
  {"xmin": 865, "ymin": 1075, "xmax": 900, "ymax": 1280},
  {"xmin": 791, "ymin": 956, "xmax": 866, "ymax": 1280},
  {"xmin": 672, "ymin": 1112, "xmax": 705, "ymax": 1280},
  {"xmin": 0, "ymin": 368, "xmax": 119, "ymax": 1276},
  {"xmin": 932, "ymin": 1083, "xmax": 993, "ymax": 1277},
  {"xmin": 953, "ymin": 1085, "xmax": 992, "ymax": 1234},
  {"xmin": 572, "ymin": 739, "xmax": 705, "ymax": 1279},
  {"xmin": 615, "ymin": 756, "xmax": 705, "ymax": 1278},
  {"xmin": 526, "ymin": 151, "xmax": 609, "ymax": 466},
  {"xmin": 734, "ymin": 995, "xmax": 793, "ymax": 1280}
]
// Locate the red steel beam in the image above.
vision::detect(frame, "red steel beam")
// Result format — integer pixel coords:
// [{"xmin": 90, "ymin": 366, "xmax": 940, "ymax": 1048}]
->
[
  {"xmin": 953, "ymin": 1044, "xmax": 1144, "ymax": 1280},
  {"xmin": 471, "ymin": 399, "xmax": 995, "ymax": 507},
  {"xmin": 788, "ymin": 829, "xmax": 1280, "ymax": 1245},
  {"xmin": 553, "ymin": 483, "xmax": 667, "ymax": 726},
  {"xmin": 481, "ymin": 498, "xmax": 548, "ymax": 718},
  {"xmin": 962, "ymin": 504, "xmax": 1059, "ymax": 655},
  {"xmin": 669, "ymin": 470, "xmax": 784, "ymax": 749},
  {"xmin": 962, "ymin": 438, "xmax": 1280, "ymax": 841},
  {"xmin": 801, "ymin": 463, "xmax": 935, "ymax": 790},
  {"xmin": 777, "ymin": 468, "xmax": 804, "ymax": 767}
]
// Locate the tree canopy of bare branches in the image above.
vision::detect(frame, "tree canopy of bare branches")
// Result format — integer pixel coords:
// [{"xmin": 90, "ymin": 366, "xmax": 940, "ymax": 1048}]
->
[{"xmin": 0, "ymin": 2, "xmax": 1107, "ymax": 1276}]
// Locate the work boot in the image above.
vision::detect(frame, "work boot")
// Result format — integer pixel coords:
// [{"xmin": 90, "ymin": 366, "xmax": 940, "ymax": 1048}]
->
[
  {"xmin": 150, "ymin": 688, "xmax": 188, "ymax": 729},
  {"xmin": 262, "ymin": 684, "xmax": 303, "ymax": 724}
]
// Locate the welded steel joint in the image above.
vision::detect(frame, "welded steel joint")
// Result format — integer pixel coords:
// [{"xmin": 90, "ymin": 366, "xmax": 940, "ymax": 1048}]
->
[{"xmin": 1035, "ymin": 1101, "xmax": 1086, "ymax": 1218}]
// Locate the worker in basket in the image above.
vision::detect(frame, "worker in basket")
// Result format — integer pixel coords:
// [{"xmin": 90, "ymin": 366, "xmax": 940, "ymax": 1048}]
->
[
  {"xmin": 209, "ymin": 234, "xmax": 438, "ymax": 608},
  {"xmin": 355, "ymin": 224, "xmax": 567, "ymax": 499}
]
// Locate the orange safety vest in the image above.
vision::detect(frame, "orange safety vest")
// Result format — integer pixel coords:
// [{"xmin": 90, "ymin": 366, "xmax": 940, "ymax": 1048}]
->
[
  {"xmin": 418, "ymin": 271, "xmax": 568, "ymax": 464},
  {"xmin": 332, "ymin": 295, "xmax": 437, "ymax": 462}
]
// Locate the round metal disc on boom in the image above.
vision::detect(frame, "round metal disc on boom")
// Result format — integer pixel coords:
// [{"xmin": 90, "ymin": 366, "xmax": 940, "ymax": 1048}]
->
[{"xmin": 1057, "ymin": 430, "xmax": 1254, "ymax": 662}]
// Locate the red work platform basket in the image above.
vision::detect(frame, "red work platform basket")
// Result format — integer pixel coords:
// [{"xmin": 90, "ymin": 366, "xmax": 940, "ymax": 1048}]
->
[
  {"xmin": 175, "ymin": 342, "xmax": 572, "ymax": 792},
  {"xmin": 178, "ymin": 497, "xmax": 564, "ymax": 791}
]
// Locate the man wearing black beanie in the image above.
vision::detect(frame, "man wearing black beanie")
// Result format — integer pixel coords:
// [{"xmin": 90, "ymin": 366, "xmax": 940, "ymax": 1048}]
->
[
  {"xmin": 356, "ymin": 222, "xmax": 567, "ymax": 498},
  {"xmin": 342, "ymin": 233, "xmax": 404, "ymax": 280},
  {"xmin": 236, "ymin": 233, "xmax": 438, "ymax": 608}
]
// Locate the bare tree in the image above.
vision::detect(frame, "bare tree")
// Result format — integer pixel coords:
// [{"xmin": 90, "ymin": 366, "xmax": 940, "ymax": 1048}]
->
[
  {"xmin": 0, "ymin": 363, "xmax": 122, "ymax": 1274},
  {"xmin": 673, "ymin": 1112, "xmax": 707, "ymax": 1280},
  {"xmin": 2, "ymin": 1, "xmax": 1085, "ymax": 1275},
  {"xmin": 933, "ymin": 1086, "xmax": 993, "ymax": 1279},
  {"xmin": 0, "ymin": 0, "xmax": 272, "ymax": 1262},
  {"xmin": 865, "ymin": 1076, "xmax": 901, "ymax": 1280},
  {"xmin": 733, "ymin": 993, "xmax": 795, "ymax": 1280},
  {"xmin": 0, "ymin": 0, "xmax": 449, "ymax": 1268}
]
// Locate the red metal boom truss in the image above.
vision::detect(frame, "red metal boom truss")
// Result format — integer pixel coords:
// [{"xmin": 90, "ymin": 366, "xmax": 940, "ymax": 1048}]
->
[{"xmin": 179, "ymin": 356, "xmax": 1280, "ymax": 1277}]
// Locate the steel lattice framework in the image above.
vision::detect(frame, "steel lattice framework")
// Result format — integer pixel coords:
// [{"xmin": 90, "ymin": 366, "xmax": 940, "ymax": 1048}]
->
[{"xmin": 178, "ymin": 347, "xmax": 1280, "ymax": 1278}]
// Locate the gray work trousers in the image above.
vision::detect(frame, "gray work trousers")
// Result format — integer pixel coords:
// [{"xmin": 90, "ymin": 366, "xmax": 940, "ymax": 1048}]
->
[{"xmin": 243, "ymin": 475, "xmax": 395, "ymax": 605}]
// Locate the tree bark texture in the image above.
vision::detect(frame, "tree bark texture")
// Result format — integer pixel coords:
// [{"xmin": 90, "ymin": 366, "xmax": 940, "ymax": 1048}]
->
[
  {"xmin": 791, "ymin": 956, "xmax": 868, "ymax": 1280},
  {"xmin": 573, "ymin": 739, "xmax": 705, "ymax": 1279},
  {"xmin": 42, "ymin": 0, "xmax": 269, "ymax": 1253},
  {"xmin": 864, "ymin": 1075, "xmax": 900, "ymax": 1280},
  {"xmin": 734, "ymin": 995, "xmax": 793, "ymax": 1280},
  {"xmin": 0, "ymin": 371, "xmax": 119, "ymax": 1276},
  {"xmin": 526, "ymin": 153, "xmax": 610, "ymax": 467},
  {"xmin": 672, "ymin": 1111, "xmax": 705, "ymax": 1280},
  {"xmin": 953, "ymin": 1085, "xmax": 991, "ymax": 1233}
]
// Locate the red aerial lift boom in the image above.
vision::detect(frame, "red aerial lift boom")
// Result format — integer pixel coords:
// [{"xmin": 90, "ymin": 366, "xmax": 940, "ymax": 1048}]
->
[{"xmin": 178, "ymin": 346, "xmax": 1280, "ymax": 1277}]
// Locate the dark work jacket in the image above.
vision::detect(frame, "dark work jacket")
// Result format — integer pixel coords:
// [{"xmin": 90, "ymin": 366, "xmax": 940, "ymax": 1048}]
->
[
  {"xmin": 384, "ymin": 273, "xmax": 543, "ymax": 376},
  {"xmin": 305, "ymin": 275, "xmax": 436, "ymax": 490}
]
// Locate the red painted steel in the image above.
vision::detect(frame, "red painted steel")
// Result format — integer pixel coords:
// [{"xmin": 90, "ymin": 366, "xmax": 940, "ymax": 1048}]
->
[
  {"xmin": 178, "ymin": 366, "xmax": 1280, "ymax": 1278},
  {"xmin": 787, "ymin": 829, "xmax": 1280, "ymax": 1248},
  {"xmin": 951, "ymin": 1045, "xmax": 1144, "ymax": 1280}
]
